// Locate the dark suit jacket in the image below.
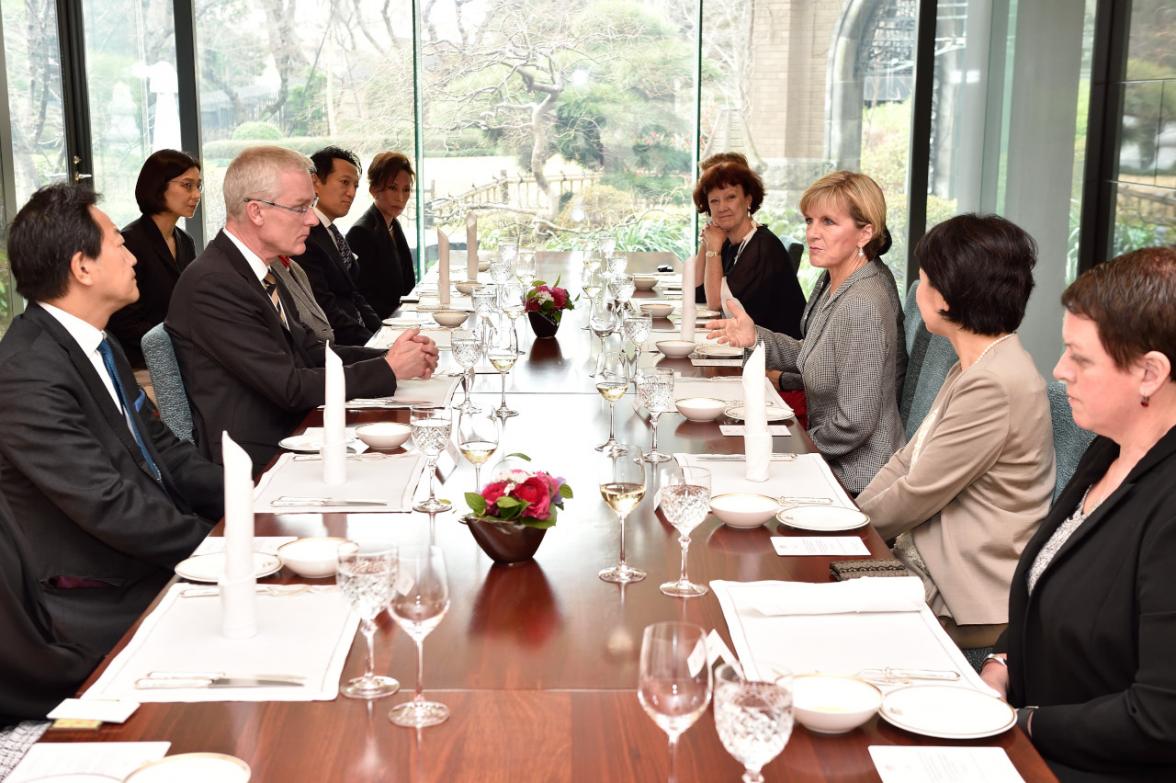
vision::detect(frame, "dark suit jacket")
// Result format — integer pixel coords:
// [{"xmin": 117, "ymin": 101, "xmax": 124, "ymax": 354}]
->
[
  {"xmin": 1000, "ymin": 426, "xmax": 1176, "ymax": 781},
  {"xmin": 167, "ymin": 230, "xmax": 396, "ymax": 468},
  {"xmin": 0, "ymin": 490, "xmax": 99, "ymax": 722},
  {"xmin": 347, "ymin": 206, "xmax": 416, "ymax": 319},
  {"xmin": 291, "ymin": 223, "xmax": 381, "ymax": 345},
  {"xmin": 107, "ymin": 216, "xmax": 196, "ymax": 368},
  {"xmin": 0, "ymin": 304, "xmax": 221, "ymax": 653}
]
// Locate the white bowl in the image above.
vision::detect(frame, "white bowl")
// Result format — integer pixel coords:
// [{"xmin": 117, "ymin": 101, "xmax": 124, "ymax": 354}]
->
[
  {"xmin": 640, "ymin": 302, "xmax": 673, "ymax": 318},
  {"xmin": 455, "ymin": 280, "xmax": 482, "ymax": 295},
  {"xmin": 709, "ymin": 493, "xmax": 780, "ymax": 529},
  {"xmin": 278, "ymin": 537, "xmax": 359, "ymax": 579},
  {"xmin": 792, "ymin": 675, "xmax": 882, "ymax": 734},
  {"xmin": 432, "ymin": 309, "xmax": 471, "ymax": 328},
  {"xmin": 633, "ymin": 274, "xmax": 658, "ymax": 291},
  {"xmin": 675, "ymin": 397, "xmax": 726, "ymax": 422},
  {"xmin": 656, "ymin": 340, "xmax": 696, "ymax": 359},
  {"xmin": 355, "ymin": 422, "xmax": 412, "ymax": 450}
]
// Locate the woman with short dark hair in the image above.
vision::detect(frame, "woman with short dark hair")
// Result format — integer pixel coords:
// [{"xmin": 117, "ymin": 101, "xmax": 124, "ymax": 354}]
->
[
  {"xmin": 107, "ymin": 149, "xmax": 202, "ymax": 369},
  {"xmin": 981, "ymin": 246, "xmax": 1176, "ymax": 781},
  {"xmin": 857, "ymin": 213, "xmax": 1054, "ymax": 652},
  {"xmin": 692, "ymin": 162, "xmax": 806, "ymax": 338},
  {"xmin": 347, "ymin": 151, "xmax": 417, "ymax": 318}
]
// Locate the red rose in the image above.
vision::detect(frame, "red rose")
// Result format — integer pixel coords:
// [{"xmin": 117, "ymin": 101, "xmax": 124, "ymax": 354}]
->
[
  {"xmin": 525, "ymin": 299, "xmax": 539, "ymax": 313},
  {"xmin": 514, "ymin": 476, "xmax": 553, "ymax": 519},
  {"xmin": 482, "ymin": 480, "xmax": 509, "ymax": 508},
  {"xmin": 551, "ymin": 287, "xmax": 568, "ymax": 308}
]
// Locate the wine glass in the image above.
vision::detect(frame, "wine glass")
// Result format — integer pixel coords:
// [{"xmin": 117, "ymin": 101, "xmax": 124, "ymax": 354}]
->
[
  {"xmin": 589, "ymin": 298, "xmax": 617, "ymax": 377},
  {"xmin": 636, "ymin": 368, "xmax": 675, "ymax": 463},
  {"xmin": 714, "ymin": 664, "xmax": 794, "ymax": 783},
  {"xmin": 337, "ymin": 548, "xmax": 400, "ymax": 699},
  {"xmin": 638, "ymin": 622, "xmax": 712, "ymax": 782},
  {"xmin": 498, "ymin": 280, "xmax": 527, "ymax": 354},
  {"xmin": 598, "ymin": 449, "xmax": 647, "ymax": 584},
  {"xmin": 515, "ymin": 249, "xmax": 536, "ymax": 284},
  {"xmin": 595, "ymin": 352, "xmax": 630, "ymax": 456},
  {"xmin": 608, "ymin": 273, "xmax": 636, "ymax": 317},
  {"xmin": 457, "ymin": 410, "xmax": 500, "ymax": 490},
  {"xmin": 451, "ymin": 329, "xmax": 483, "ymax": 414},
  {"xmin": 659, "ymin": 466, "xmax": 711, "ymax": 598},
  {"xmin": 388, "ymin": 546, "xmax": 451, "ymax": 728},
  {"xmin": 487, "ymin": 321, "xmax": 519, "ymax": 419},
  {"xmin": 411, "ymin": 405, "xmax": 452, "ymax": 514}
]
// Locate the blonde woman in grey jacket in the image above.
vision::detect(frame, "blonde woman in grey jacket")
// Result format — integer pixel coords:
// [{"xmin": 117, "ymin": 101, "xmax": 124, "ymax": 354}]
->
[{"xmin": 707, "ymin": 171, "xmax": 906, "ymax": 494}]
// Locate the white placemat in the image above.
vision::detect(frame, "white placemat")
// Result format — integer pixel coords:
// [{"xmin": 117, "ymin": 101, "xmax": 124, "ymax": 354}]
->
[
  {"xmin": 710, "ymin": 579, "xmax": 988, "ymax": 692},
  {"xmin": 675, "ymin": 453, "xmax": 850, "ymax": 506},
  {"xmin": 7, "ymin": 742, "xmax": 171, "ymax": 782},
  {"xmin": 367, "ymin": 326, "xmax": 454, "ymax": 350},
  {"xmin": 254, "ymin": 451, "xmax": 424, "ymax": 512},
  {"xmin": 192, "ymin": 536, "xmax": 297, "ymax": 557},
  {"xmin": 82, "ymin": 584, "xmax": 358, "ymax": 702},
  {"xmin": 671, "ymin": 374, "xmax": 781, "ymax": 407}
]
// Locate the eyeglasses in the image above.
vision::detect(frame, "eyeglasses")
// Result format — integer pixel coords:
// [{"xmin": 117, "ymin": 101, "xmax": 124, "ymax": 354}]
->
[
  {"xmin": 171, "ymin": 178, "xmax": 204, "ymax": 193},
  {"xmin": 246, "ymin": 196, "xmax": 319, "ymax": 215}
]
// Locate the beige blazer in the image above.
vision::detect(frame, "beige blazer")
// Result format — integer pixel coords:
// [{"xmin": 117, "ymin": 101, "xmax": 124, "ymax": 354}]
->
[{"xmin": 857, "ymin": 335, "xmax": 1054, "ymax": 625}]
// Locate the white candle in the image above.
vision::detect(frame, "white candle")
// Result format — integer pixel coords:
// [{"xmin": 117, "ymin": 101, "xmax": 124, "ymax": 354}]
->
[
  {"xmin": 466, "ymin": 212, "xmax": 478, "ymax": 280},
  {"xmin": 680, "ymin": 255, "xmax": 696, "ymax": 341},
  {"xmin": 438, "ymin": 231, "xmax": 451, "ymax": 305},
  {"xmin": 322, "ymin": 344, "xmax": 346, "ymax": 486}
]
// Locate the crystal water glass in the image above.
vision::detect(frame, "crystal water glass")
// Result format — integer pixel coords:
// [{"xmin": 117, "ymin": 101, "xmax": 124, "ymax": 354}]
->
[
  {"xmin": 337, "ymin": 548, "xmax": 400, "ymax": 699},
  {"xmin": 659, "ymin": 466, "xmax": 711, "ymax": 598},
  {"xmin": 622, "ymin": 313, "xmax": 652, "ymax": 348},
  {"xmin": 608, "ymin": 273, "xmax": 636, "ymax": 316},
  {"xmin": 636, "ymin": 368, "xmax": 675, "ymax": 463},
  {"xmin": 598, "ymin": 449, "xmax": 647, "ymax": 583},
  {"xmin": 388, "ymin": 546, "xmax": 451, "ymax": 728},
  {"xmin": 451, "ymin": 329, "xmax": 483, "ymax": 414},
  {"xmin": 714, "ymin": 664, "xmax": 794, "ymax": 783},
  {"xmin": 638, "ymin": 622, "xmax": 712, "ymax": 782},
  {"xmin": 457, "ymin": 409, "xmax": 500, "ymax": 490},
  {"xmin": 595, "ymin": 352, "xmax": 629, "ymax": 456},
  {"xmin": 411, "ymin": 405, "xmax": 452, "ymax": 513}
]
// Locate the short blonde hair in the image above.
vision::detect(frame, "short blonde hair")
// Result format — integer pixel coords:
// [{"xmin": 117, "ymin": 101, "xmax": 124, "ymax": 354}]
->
[
  {"xmin": 223, "ymin": 146, "xmax": 313, "ymax": 219},
  {"xmin": 799, "ymin": 171, "xmax": 888, "ymax": 258}
]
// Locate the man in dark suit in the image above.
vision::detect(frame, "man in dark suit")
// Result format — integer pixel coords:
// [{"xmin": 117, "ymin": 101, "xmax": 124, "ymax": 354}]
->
[
  {"xmin": 292, "ymin": 146, "xmax": 382, "ymax": 345},
  {"xmin": 0, "ymin": 184, "xmax": 223, "ymax": 654},
  {"xmin": 167, "ymin": 146, "xmax": 438, "ymax": 468}
]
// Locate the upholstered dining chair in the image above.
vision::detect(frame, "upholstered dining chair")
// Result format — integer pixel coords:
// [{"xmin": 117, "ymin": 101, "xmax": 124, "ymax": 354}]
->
[
  {"xmin": 140, "ymin": 323, "xmax": 195, "ymax": 443},
  {"xmin": 899, "ymin": 280, "xmax": 957, "ymax": 439}
]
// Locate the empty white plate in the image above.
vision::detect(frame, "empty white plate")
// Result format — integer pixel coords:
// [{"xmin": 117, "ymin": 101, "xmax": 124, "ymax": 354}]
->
[
  {"xmin": 174, "ymin": 552, "xmax": 282, "ymax": 583},
  {"xmin": 125, "ymin": 753, "xmax": 251, "ymax": 783},
  {"xmin": 776, "ymin": 505, "xmax": 868, "ymax": 532},
  {"xmin": 278, "ymin": 430, "xmax": 359, "ymax": 453},
  {"xmin": 694, "ymin": 342, "xmax": 743, "ymax": 358},
  {"xmin": 880, "ymin": 685, "xmax": 1016, "ymax": 739},
  {"xmin": 723, "ymin": 404, "xmax": 793, "ymax": 422}
]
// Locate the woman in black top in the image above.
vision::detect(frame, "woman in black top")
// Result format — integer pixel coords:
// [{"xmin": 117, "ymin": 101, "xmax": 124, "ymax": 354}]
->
[
  {"xmin": 107, "ymin": 150, "xmax": 202, "ymax": 368},
  {"xmin": 347, "ymin": 151, "xmax": 417, "ymax": 318},
  {"xmin": 693, "ymin": 162, "xmax": 805, "ymax": 339}
]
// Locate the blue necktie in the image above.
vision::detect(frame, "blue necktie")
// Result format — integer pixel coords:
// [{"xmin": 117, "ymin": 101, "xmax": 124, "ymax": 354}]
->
[{"xmin": 97, "ymin": 338, "xmax": 162, "ymax": 483}]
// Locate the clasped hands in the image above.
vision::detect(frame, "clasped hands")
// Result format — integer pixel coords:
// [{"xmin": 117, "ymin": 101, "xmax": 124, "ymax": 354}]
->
[{"xmin": 385, "ymin": 327, "xmax": 440, "ymax": 379}]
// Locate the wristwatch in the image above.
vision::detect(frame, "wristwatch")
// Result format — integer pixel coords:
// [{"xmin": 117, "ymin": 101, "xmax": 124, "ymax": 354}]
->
[{"xmin": 704, "ymin": 250, "xmax": 719, "ymax": 258}]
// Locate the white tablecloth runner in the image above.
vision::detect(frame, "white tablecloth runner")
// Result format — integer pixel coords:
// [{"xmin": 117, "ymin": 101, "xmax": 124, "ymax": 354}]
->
[
  {"xmin": 675, "ymin": 452, "xmax": 854, "ymax": 507},
  {"xmin": 255, "ymin": 451, "xmax": 424, "ymax": 512},
  {"xmin": 82, "ymin": 584, "xmax": 359, "ymax": 702}
]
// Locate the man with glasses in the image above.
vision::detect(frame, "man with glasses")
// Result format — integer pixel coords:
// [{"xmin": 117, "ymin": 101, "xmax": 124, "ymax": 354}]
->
[
  {"xmin": 167, "ymin": 146, "xmax": 438, "ymax": 468},
  {"xmin": 0, "ymin": 184, "xmax": 223, "ymax": 653},
  {"xmin": 291, "ymin": 146, "xmax": 382, "ymax": 345}
]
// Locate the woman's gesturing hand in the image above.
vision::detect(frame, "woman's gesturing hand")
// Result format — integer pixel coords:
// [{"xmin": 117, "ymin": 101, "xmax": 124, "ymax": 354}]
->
[{"xmin": 704, "ymin": 298, "xmax": 757, "ymax": 348}]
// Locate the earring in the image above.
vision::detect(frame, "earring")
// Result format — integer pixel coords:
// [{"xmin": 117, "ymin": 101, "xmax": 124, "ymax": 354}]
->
[
  {"xmin": 857, "ymin": 247, "xmax": 864, "ymax": 258},
  {"xmin": 1141, "ymin": 395, "xmax": 1151, "ymax": 408}
]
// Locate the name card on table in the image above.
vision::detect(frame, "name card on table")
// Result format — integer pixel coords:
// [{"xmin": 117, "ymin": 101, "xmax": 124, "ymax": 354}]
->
[{"xmin": 770, "ymin": 537, "xmax": 870, "ymax": 557}]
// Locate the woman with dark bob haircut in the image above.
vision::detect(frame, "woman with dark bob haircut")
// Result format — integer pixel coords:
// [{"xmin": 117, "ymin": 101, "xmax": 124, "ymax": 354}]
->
[
  {"xmin": 106, "ymin": 149, "xmax": 202, "ymax": 370},
  {"xmin": 691, "ymin": 161, "xmax": 805, "ymax": 338},
  {"xmin": 981, "ymin": 246, "xmax": 1176, "ymax": 782},
  {"xmin": 857, "ymin": 214, "xmax": 1054, "ymax": 654},
  {"xmin": 347, "ymin": 151, "xmax": 417, "ymax": 318}
]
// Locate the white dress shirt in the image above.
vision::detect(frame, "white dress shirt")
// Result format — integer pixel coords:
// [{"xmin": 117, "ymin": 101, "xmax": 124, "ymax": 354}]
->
[{"xmin": 39, "ymin": 302, "xmax": 122, "ymax": 412}]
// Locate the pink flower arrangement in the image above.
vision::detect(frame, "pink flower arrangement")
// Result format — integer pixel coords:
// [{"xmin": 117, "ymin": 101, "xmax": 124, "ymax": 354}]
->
[
  {"xmin": 465, "ymin": 459, "xmax": 573, "ymax": 530},
  {"xmin": 524, "ymin": 276, "xmax": 576, "ymax": 324}
]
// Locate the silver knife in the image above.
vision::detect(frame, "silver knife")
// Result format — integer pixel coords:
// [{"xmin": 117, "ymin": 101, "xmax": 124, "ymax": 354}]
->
[
  {"xmin": 271, "ymin": 496, "xmax": 388, "ymax": 507},
  {"xmin": 136, "ymin": 672, "xmax": 306, "ymax": 689}
]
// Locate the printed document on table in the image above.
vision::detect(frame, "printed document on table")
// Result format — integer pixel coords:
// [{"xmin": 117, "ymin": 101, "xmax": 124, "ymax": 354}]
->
[
  {"xmin": 771, "ymin": 536, "xmax": 870, "ymax": 556},
  {"xmin": 869, "ymin": 746, "xmax": 1025, "ymax": 783}
]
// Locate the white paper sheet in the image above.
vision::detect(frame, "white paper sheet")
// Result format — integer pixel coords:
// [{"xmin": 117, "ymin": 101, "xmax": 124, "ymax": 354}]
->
[
  {"xmin": 719, "ymin": 424, "xmax": 792, "ymax": 437},
  {"xmin": 7, "ymin": 742, "xmax": 171, "ymax": 782},
  {"xmin": 691, "ymin": 358, "xmax": 743, "ymax": 367},
  {"xmin": 771, "ymin": 537, "xmax": 870, "ymax": 557},
  {"xmin": 869, "ymin": 746, "xmax": 1025, "ymax": 783}
]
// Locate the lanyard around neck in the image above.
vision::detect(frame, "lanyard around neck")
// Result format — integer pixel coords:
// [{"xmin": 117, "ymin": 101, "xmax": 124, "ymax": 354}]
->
[{"xmin": 728, "ymin": 224, "xmax": 757, "ymax": 271}]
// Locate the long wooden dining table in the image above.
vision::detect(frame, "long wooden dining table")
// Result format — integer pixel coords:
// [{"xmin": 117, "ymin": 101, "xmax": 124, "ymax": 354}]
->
[{"xmin": 43, "ymin": 253, "xmax": 1058, "ymax": 782}]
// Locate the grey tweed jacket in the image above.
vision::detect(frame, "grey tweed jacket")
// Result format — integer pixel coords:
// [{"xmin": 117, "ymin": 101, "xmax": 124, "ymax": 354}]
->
[{"xmin": 755, "ymin": 259, "xmax": 907, "ymax": 494}]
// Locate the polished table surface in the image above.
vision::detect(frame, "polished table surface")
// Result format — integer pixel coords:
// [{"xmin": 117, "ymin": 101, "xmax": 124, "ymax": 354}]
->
[{"xmin": 46, "ymin": 254, "xmax": 1057, "ymax": 782}]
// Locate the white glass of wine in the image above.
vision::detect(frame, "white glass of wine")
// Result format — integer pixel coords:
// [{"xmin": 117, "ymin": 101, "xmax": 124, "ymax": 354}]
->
[
  {"xmin": 388, "ymin": 546, "xmax": 451, "ymax": 728},
  {"xmin": 636, "ymin": 368, "xmax": 675, "ymax": 464},
  {"xmin": 714, "ymin": 664, "xmax": 794, "ymax": 783},
  {"xmin": 451, "ymin": 329, "xmax": 483, "ymax": 414},
  {"xmin": 486, "ymin": 321, "xmax": 519, "ymax": 419},
  {"xmin": 337, "ymin": 548, "xmax": 400, "ymax": 699},
  {"xmin": 598, "ymin": 449, "xmax": 647, "ymax": 584},
  {"xmin": 457, "ymin": 410, "xmax": 500, "ymax": 490},
  {"xmin": 638, "ymin": 621, "xmax": 712, "ymax": 782},
  {"xmin": 659, "ymin": 466, "xmax": 711, "ymax": 598},
  {"xmin": 411, "ymin": 405, "xmax": 452, "ymax": 514},
  {"xmin": 595, "ymin": 352, "xmax": 629, "ymax": 456}
]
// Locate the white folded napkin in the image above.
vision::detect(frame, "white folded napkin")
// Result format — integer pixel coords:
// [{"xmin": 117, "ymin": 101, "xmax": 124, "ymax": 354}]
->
[
  {"xmin": 467, "ymin": 212, "xmax": 478, "ymax": 279},
  {"xmin": 322, "ymin": 344, "xmax": 347, "ymax": 487},
  {"xmin": 680, "ymin": 255, "xmax": 696, "ymax": 341},
  {"xmin": 220, "ymin": 433, "xmax": 256, "ymax": 639},
  {"xmin": 737, "ymin": 577, "xmax": 926, "ymax": 616},
  {"xmin": 438, "ymin": 230, "xmax": 451, "ymax": 305},
  {"xmin": 743, "ymin": 343, "xmax": 770, "ymax": 481}
]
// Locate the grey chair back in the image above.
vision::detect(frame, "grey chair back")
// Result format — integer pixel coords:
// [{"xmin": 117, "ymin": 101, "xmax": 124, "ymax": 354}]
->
[
  {"xmin": 140, "ymin": 323, "xmax": 195, "ymax": 443},
  {"xmin": 779, "ymin": 235, "xmax": 804, "ymax": 273},
  {"xmin": 1047, "ymin": 381, "xmax": 1095, "ymax": 501},
  {"xmin": 899, "ymin": 280, "xmax": 958, "ymax": 438}
]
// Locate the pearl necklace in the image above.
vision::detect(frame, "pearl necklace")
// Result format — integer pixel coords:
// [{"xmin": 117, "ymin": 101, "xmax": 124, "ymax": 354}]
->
[{"xmin": 968, "ymin": 333, "xmax": 1014, "ymax": 369}]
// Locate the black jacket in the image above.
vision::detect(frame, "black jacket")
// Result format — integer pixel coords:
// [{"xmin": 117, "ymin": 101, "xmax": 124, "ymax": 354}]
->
[
  {"xmin": 291, "ymin": 222, "xmax": 381, "ymax": 346},
  {"xmin": 347, "ymin": 206, "xmax": 416, "ymax": 319}
]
